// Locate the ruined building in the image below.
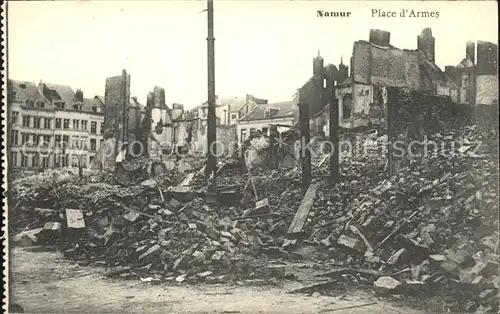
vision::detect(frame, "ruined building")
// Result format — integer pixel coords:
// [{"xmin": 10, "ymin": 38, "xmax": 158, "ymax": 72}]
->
[
  {"xmin": 341, "ymin": 28, "xmax": 461, "ymax": 126},
  {"xmin": 296, "ymin": 51, "xmax": 348, "ymax": 134},
  {"xmin": 300, "ymin": 28, "xmax": 496, "ymax": 132},
  {"xmin": 445, "ymin": 41, "xmax": 498, "ymax": 105}
]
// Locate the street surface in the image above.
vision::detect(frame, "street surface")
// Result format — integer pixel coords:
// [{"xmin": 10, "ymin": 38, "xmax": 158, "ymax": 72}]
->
[{"xmin": 8, "ymin": 247, "xmax": 421, "ymax": 313}]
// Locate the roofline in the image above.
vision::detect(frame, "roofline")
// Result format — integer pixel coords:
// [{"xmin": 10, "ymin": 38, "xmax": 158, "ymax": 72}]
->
[{"xmin": 238, "ymin": 115, "xmax": 295, "ymax": 122}]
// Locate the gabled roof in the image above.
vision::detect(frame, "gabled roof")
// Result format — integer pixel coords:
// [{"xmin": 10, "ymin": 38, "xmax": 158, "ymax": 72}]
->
[
  {"xmin": 239, "ymin": 101, "xmax": 295, "ymax": 122},
  {"xmin": 202, "ymin": 96, "xmax": 246, "ymax": 110},
  {"xmin": 44, "ymin": 83, "xmax": 76, "ymax": 106},
  {"xmin": 83, "ymin": 98, "xmax": 96, "ymax": 112},
  {"xmin": 8, "ymin": 79, "xmax": 46, "ymax": 102},
  {"xmin": 83, "ymin": 97, "xmax": 105, "ymax": 112},
  {"xmin": 95, "ymin": 95, "xmax": 105, "ymax": 105}
]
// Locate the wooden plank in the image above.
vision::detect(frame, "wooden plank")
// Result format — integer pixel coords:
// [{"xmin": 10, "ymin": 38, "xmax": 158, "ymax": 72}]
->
[
  {"xmin": 178, "ymin": 172, "xmax": 195, "ymax": 187},
  {"xmin": 286, "ymin": 182, "xmax": 319, "ymax": 235},
  {"xmin": 315, "ymin": 153, "xmax": 331, "ymax": 169}
]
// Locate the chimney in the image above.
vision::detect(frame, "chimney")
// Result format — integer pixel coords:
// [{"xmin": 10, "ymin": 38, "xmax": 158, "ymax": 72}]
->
[
  {"xmin": 369, "ymin": 29, "xmax": 391, "ymax": 47},
  {"xmin": 313, "ymin": 50, "xmax": 324, "ymax": 76},
  {"xmin": 466, "ymin": 41, "xmax": 475, "ymax": 64},
  {"xmin": 75, "ymin": 89, "xmax": 83, "ymax": 102},
  {"xmin": 417, "ymin": 28, "xmax": 435, "ymax": 62},
  {"xmin": 338, "ymin": 57, "xmax": 349, "ymax": 81},
  {"xmin": 350, "ymin": 56, "xmax": 354, "ymax": 77}
]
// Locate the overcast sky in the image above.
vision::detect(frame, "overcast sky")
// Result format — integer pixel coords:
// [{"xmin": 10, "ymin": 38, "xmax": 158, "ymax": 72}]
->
[{"xmin": 7, "ymin": 1, "xmax": 498, "ymax": 109}]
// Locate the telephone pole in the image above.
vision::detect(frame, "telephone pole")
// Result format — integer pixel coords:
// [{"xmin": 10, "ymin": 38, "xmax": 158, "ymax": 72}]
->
[
  {"xmin": 329, "ymin": 82, "xmax": 340, "ymax": 184},
  {"xmin": 206, "ymin": 0, "xmax": 217, "ymax": 201}
]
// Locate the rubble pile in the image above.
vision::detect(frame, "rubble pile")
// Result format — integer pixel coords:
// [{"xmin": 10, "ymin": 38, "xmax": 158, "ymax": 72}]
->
[
  {"xmin": 10, "ymin": 161, "xmax": 305, "ymax": 284},
  {"xmin": 308, "ymin": 126, "xmax": 499, "ymax": 312},
  {"xmin": 8, "ymin": 123, "xmax": 498, "ymax": 311}
]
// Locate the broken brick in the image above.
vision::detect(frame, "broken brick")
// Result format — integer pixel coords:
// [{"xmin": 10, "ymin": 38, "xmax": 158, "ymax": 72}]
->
[
  {"xmin": 14, "ymin": 229, "xmax": 44, "ymax": 247},
  {"xmin": 138, "ymin": 244, "xmax": 161, "ymax": 261},
  {"xmin": 205, "ymin": 226, "xmax": 220, "ymax": 240},
  {"xmin": 387, "ymin": 248, "xmax": 407, "ymax": 265},
  {"xmin": 373, "ymin": 276, "xmax": 401, "ymax": 294},
  {"xmin": 336, "ymin": 234, "xmax": 364, "ymax": 253},
  {"xmin": 123, "ymin": 210, "xmax": 140, "ymax": 222},
  {"xmin": 173, "ymin": 255, "xmax": 191, "ymax": 271}
]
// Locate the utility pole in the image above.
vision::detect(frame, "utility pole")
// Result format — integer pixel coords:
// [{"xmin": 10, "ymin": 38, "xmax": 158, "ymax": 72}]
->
[
  {"xmin": 206, "ymin": 0, "xmax": 217, "ymax": 201},
  {"xmin": 298, "ymin": 102, "xmax": 311, "ymax": 195},
  {"xmin": 329, "ymin": 82, "xmax": 340, "ymax": 184},
  {"xmin": 387, "ymin": 94, "xmax": 394, "ymax": 177}
]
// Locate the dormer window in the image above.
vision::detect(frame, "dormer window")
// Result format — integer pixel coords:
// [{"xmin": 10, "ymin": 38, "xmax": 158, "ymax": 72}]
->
[
  {"xmin": 92, "ymin": 106, "xmax": 98, "ymax": 113},
  {"xmin": 19, "ymin": 84, "xmax": 27, "ymax": 89},
  {"xmin": 55, "ymin": 102, "xmax": 65, "ymax": 109},
  {"xmin": 264, "ymin": 109, "xmax": 271, "ymax": 118}
]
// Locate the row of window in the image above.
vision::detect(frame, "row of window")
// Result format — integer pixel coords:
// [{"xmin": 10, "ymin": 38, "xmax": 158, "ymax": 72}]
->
[
  {"xmin": 12, "ymin": 112, "xmax": 103, "ymax": 134},
  {"xmin": 10, "ymin": 152, "xmax": 93, "ymax": 168},
  {"xmin": 16, "ymin": 97, "xmax": 100, "ymax": 112},
  {"xmin": 10, "ymin": 130, "xmax": 102, "ymax": 150}
]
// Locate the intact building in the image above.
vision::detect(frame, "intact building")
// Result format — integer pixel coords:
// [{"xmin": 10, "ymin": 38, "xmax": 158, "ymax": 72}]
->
[
  {"xmin": 237, "ymin": 100, "xmax": 296, "ymax": 143},
  {"xmin": 7, "ymin": 79, "xmax": 105, "ymax": 169}
]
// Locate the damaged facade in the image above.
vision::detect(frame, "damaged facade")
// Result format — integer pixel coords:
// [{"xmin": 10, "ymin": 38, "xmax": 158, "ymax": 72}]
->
[
  {"xmin": 301, "ymin": 28, "xmax": 498, "ymax": 134},
  {"xmin": 342, "ymin": 28, "xmax": 459, "ymax": 128},
  {"xmin": 445, "ymin": 40, "xmax": 499, "ymax": 105}
]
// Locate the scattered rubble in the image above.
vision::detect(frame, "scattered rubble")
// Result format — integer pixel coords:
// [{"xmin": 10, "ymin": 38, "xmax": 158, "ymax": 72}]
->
[{"xmin": 8, "ymin": 124, "xmax": 499, "ymax": 313}]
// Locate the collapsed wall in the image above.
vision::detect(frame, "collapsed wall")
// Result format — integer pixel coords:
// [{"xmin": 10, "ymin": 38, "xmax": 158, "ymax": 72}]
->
[
  {"xmin": 387, "ymin": 87, "xmax": 498, "ymax": 137},
  {"xmin": 103, "ymin": 70, "xmax": 131, "ymax": 147},
  {"xmin": 89, "ymin": 138, "xmax": 116, "ymax": 170}
]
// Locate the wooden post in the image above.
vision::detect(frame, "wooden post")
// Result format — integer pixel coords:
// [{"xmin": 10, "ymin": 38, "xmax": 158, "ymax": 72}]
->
[
  {"xmin": 329, "ymin": 84, "xmax": 340, "ymax": 185},
  {"xmin": 299, "ymin": 102, "xmax": 311, "ymax": 194},
  {"xmin": 206, "ymin": 0, "xmax": 217, "ymax": 201}
]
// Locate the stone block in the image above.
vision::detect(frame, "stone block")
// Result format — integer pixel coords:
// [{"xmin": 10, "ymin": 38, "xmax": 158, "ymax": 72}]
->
[
  {"xmin": 336, "ymin": 234, "xmax": 364, "ymax": 253},
  {"xmin": 173, "ymin": 255, "xmax": 191, "ymax": 271},
  {"xmin": 373, "ymin": 276, "xmax": 401, "ymax": 294}
]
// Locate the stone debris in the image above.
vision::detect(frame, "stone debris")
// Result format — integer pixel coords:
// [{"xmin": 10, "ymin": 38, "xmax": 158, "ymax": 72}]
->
[
  {"xmin": 373, "ymin": 276, "xmax": 401, "ymax": 294},
  {"xmin": 8, "ymin": 125, "xmax": 499, "ymax": 313}
]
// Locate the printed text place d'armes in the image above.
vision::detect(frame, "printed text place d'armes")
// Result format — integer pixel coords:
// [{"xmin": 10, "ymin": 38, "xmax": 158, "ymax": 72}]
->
[{"xmin": 372, "ymin": 9, "xmax": 440, "ymax": 19}]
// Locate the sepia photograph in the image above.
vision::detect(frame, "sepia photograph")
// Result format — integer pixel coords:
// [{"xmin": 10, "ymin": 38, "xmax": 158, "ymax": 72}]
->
[{"xmin": 2, "ymin": 1, "xmax": 499, "ymax": 313}]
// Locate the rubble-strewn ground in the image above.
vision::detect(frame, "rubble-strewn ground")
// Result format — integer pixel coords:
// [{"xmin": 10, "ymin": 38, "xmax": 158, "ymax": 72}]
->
[
  {"xmin": 9, "ymin": 247, "xmax": 422, "ymax": 313},
  {"xmin": 8, "ymin": 125, "xmax": 499, "ymax": 313}
]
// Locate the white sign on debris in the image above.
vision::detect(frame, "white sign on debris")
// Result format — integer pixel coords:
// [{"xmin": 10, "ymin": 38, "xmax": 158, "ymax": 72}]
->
[{"xmin": 66, "ymin": 209, "xmax": 85, "ymax": 229}]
